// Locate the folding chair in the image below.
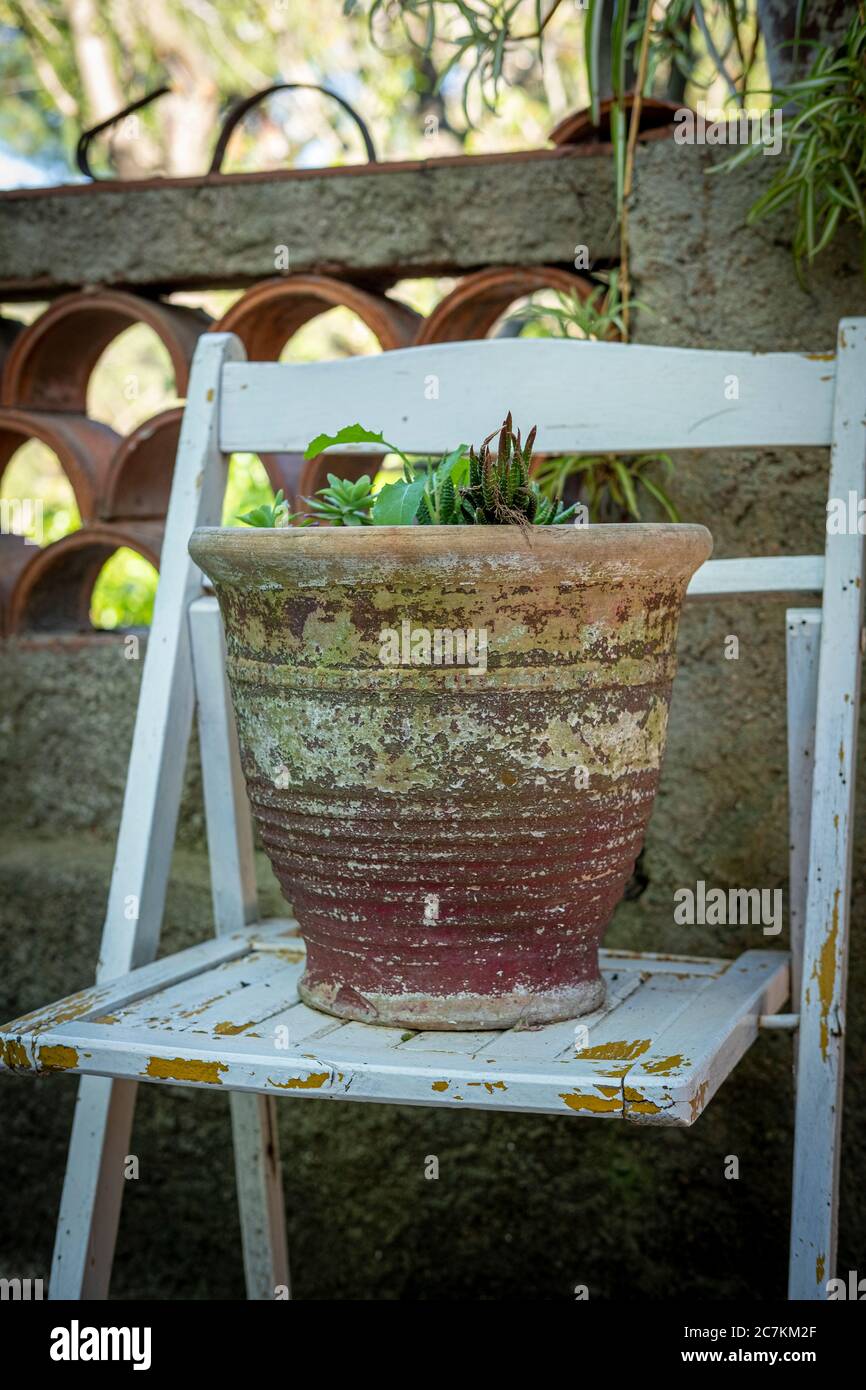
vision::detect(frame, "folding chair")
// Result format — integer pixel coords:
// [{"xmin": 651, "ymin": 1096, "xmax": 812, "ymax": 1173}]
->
[{"xmin": 1, "ymin": 323, "xmax": 863, "ymax": 1301}]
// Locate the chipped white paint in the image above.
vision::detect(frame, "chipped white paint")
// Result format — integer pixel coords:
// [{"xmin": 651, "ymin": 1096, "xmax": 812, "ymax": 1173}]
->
[
  {"xmin": 786, "ymin": 609, "xmax": 822, "ymax": 1003},
  {"xmin": 790, "ymin": 319, "xmax": 866, "ymax": 1300},
  {"xmin": 219, "ymin": 340, "xmax": 837, "ymax": 455}
]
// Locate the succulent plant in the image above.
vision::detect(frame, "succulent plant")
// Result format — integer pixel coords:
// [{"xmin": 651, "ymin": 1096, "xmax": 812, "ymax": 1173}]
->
[
  {"xmin": 303, "ymin": 474, "xmax": 376, "ymax": 526},
  {"xmin": 237, "ymin": 488, "xmax": 306, "ymax": 528},
  {"xmin": 453, "ymin": 413, "xmax": 579, "ymax": 526}
]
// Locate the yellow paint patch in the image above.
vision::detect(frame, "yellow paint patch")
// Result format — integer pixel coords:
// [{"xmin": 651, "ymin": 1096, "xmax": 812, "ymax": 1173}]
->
[
  {"xmin": 467, "ymin": 1080, "xmax": 508, "ymax": 1094},
  {"xmin": 640, "ymin": 1054, "xmax": 686, "ymax": 1075},
  {"xmin": 816, "ymin": 1253, "xmax": 825, "ymax": 1284},
  {"xmin": 623, "ymin": 1086, "xmax": 663, "ymax": 1115},
  {"xmin": 689, "ymin": 1080, "xmax": 709, "ymax": 1122},
  {"xmin": 575, "ymin": 1039, "xmax": 650, "ymax": 1061},
  {"xmin": 144, "ymin": 1056, "xmax": 228, "ymax": 1084},
  {"xmin": 805, "ymin": 352, "xmax": 835, "ymax": 362},
  {"xmin": 813, "ymin": 889, "xmax": 840, "ymax": 1061},
  {"xmin": 39, "ymin": 1044, "xmax": 79, "ymax": 1071},
  {"xmin": 214, "ymin": 1020, "xmax": 256, "ymax": 1036},
  {"xmin": 559, "ymin": 1089, "xmax": 622, "ymax": 1114},
  {"xmin": 2, "ymin": 1038, "xmax": 30, "ymax": 1069},
  {"xmin": 431, "ymin": 1080, "xmax": 449, "ymax": 1092},
  {"xmin": 93, "ymin": 1015, "xmax": 120, "ymax": 1024},
  {"xmin": 268, "ymin": 1072, "xmax": 329, "ymax": 1090}
]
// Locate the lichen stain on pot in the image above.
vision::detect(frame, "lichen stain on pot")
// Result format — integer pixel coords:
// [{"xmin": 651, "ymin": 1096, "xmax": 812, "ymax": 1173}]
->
[{"xmin": 190, "ymin": 524, "xmax": 712, "ymax": 1030}]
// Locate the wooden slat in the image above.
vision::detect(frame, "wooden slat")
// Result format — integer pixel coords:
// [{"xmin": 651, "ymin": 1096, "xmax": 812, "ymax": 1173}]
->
[
  {"xmin": 687, "ymin": 556, "xmax": 823, "ymax": 601},
  {"xmin": 190, "ymin": 595, "xmax": 259, "ymax": 933},
  {"xmin": 191, "ymin": 593, "xmax": 290, "ymax": 1299},
  {"xmin": 786, "ymin": 609, "xmax": 822, "ymax": 1003},
  {"xmin": 220, "ymin": 340, "xmax": 836, "ymax": 455}
]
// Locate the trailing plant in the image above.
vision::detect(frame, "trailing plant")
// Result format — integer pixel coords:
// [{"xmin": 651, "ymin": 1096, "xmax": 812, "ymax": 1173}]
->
[
  {"xmin": 714, "ymin": 9, "xmax": 866, "ymax": 278},
  {"xmin": 533, "ymin": 450, "xmax": 680, "ymax": 522}
]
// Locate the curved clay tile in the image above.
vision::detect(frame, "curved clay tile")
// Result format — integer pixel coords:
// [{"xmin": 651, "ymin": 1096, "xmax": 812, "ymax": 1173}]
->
[
  {"xmin": 1, "ymin": 290, "xmax": 210, "ymax": 411},
  {"xmin": 0, "ymin": 317, "xmax": 23, "ymax": 376},
  {"xmin": 7, "ymin": 520, "xmax": 163, "ymax": 634},
  {"xmin": 101, "ymin": 407, "xmax": 184, "ymax": 520},
  {"xmin": 0, "ymin": 533, "xmax": 32, "ymax": 637},
  {"xmin": 415, "ymin": 266, "xmax": 596, "ymax": 345},
  {"xmin": 549, "ymin": 96, "xmax": 683, "ymax": 147},
  {"xmin": 215, "ymin": 275, "xmax": 421, "ymax": 358},
  {"xmin": 0, "ymin": 408, "xmax": 119, "ymax": 521}
]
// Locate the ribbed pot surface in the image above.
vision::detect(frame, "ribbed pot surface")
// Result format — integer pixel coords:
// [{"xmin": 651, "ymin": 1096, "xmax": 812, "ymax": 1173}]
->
[{"xmin": 190, "ymin": 524, "xmax": 711, "ymax": 1029}]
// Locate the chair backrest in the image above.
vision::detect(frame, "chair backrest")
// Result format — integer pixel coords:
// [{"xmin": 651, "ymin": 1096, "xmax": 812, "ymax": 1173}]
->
[{"xmin": 218, "ymin": 337, "xmax": 837, "ymax": 457}]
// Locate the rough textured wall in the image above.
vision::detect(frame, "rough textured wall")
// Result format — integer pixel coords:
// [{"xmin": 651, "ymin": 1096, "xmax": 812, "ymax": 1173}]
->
[{"xmin": 2, "ymin": 142, "xmax": 866, "ymax": 1300}]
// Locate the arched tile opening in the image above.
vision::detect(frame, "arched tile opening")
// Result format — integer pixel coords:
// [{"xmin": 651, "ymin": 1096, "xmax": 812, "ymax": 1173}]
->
[{"xmin": 8, "ymin": 522, "xmax": 162, "ymax": 634}]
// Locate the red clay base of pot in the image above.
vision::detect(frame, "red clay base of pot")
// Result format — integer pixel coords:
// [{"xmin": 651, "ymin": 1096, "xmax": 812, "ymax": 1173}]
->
[{"xmin": 297, "ymin": 971, "xmax": 607, "ymax": 1030}]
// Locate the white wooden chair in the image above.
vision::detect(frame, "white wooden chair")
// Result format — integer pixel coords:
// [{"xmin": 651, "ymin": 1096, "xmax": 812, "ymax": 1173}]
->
[{"xmin": 1, "ymin": 325, "xmax": 863, "ymax": 1302}]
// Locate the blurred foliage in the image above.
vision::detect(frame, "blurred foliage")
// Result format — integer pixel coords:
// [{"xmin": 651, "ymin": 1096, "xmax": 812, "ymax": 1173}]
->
[
  {"xmin": 717, "ymin": 7, "xmax": 866, "ymax": 277},
  {"xmin": 533, "ymin": 450, "xmax": 680, "ymax": 522},
  {"xmin": 90, "ymin": 547, "xmax": 158, "ymax": 629}
]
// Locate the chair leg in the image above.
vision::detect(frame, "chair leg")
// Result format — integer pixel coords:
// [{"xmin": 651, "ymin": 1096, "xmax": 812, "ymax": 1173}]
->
[
  {"xmin": 231, "ymin": 1094, "xmax": 290, "ymax": 1298},
  {"xmin": 47, "ymin": 334, "xmax": 248, "ymax": 1299},
  {"xmin": 49, "ymin": 1076, "xmax": 137, "ymax": 1299},
  {"xmin": 788, "ymin": 319, "xmax": 866, "ymax": 1299},
  {"xmin": 190, "ymin": 594, "xmax": 290, "ymax": 1299}
]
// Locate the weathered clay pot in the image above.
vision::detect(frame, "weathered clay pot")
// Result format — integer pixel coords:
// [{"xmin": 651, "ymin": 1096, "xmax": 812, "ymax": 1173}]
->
[{"xmin": 189, "ymin": 524, "xmax": 711, "ymax": 1029}]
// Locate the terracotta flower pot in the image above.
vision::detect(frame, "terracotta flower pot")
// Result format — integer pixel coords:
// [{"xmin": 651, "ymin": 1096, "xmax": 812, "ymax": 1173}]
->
[{"xmin": 189, "ymin": 523, "xmax": 711, "ymax": 1030}]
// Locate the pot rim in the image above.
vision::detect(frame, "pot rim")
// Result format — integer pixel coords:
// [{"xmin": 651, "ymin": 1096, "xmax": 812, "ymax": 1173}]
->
[
  {"xmin": 190, "ymin": 522, "xmax": 713, "ymax": 585},
  {"xmin": 191, "ymin": 521, "xmax": 712, "ymax": 561}
]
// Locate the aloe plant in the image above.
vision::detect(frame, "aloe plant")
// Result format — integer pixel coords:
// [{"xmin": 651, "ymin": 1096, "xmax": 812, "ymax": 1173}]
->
[{"xmin": 453, "ymin": 413, "xmax": 579, "ymax": 524}]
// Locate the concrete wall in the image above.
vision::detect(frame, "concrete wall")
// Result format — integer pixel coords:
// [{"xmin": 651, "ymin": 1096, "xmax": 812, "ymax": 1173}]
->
[{"xmin": 2, "ymin": 142, "xmax": 865, "ymax": 1299}]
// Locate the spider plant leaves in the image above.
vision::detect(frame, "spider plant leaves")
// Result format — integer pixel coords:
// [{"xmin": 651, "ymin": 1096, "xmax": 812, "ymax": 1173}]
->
[
  {"xmin": 611, "ymin": 457, "xmax": 640, "ymax": 519},
  {"xmin": 637, "ymin": 473, "xmax": 681, "ymax": 522},
  {"xmin": 721, "ymin": 13, "xmax": 866, "ymax": 276},
  {"xmin": 533, "ymin": 451, "xmax": 678, "ymax": 523}
]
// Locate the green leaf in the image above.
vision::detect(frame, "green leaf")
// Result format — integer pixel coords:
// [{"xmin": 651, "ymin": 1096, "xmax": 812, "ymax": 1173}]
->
[
  {"xmin": 638, "ymin": 474, "xmax": 681, "ymax": 522},
  {"xmin": 611, "ymin": 458, "xmax": 641, "ymax": 519},
  {"xmin": 304, "ymin": 424, "xmax": 387, "ymax": 460},
  {"xmin": 372, "ymin": 476, "xmax": 427, "ymax": 525}
]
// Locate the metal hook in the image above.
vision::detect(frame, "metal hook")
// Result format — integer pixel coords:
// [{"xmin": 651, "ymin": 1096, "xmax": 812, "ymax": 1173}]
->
[
  {"xmin": 75, "ymin": 86, "xmax": 171, "ymax": 180},
  {"xmin": 208, "ymin": 82, "xmax": 377, "ymax": 174}
]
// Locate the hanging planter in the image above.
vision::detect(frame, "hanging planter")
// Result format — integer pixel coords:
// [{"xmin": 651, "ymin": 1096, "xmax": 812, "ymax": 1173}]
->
[{"xmin": 190, "ymin": 419, "xmax": 710, "ymax": 1030}]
